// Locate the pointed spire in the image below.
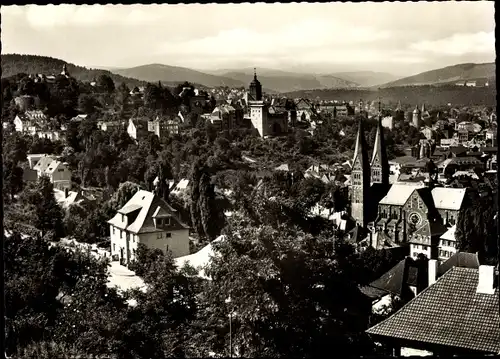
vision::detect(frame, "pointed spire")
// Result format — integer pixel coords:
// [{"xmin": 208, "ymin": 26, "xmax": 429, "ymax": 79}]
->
[
  {"xmin": 371, "ymin": 97, "xmax": 389, "ymax": 187},
  {"xmin": 254, "ymin": 68, "xmax": 257, "ymax": 80},
  {"xmin": 378, "ymin": 97, "xmax": 382, "ymax": 117},
  {"xmin": 421, "ymin": 103, "xmax": 426, "ymax": 113},
  {"xmin": 353, "ymin": 117, "xmax": 368, "ymax": 165},
  {"xmin": 396, "ymin": 100, "xmax": 402, "ymax": 112}
]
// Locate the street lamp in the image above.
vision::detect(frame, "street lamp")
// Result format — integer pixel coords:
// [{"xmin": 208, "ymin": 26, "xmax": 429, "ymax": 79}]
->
[{"xmin": 225, "ymin": 296, "xmax": 233, "ymax": 358}]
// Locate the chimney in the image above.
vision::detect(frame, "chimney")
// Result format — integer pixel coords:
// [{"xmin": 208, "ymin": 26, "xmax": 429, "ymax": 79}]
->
[
  {"xmin": 64, "ymin": 188, "xmax": 69, "ymax": 198},
  {"xmin": 428, "ymin": 259, "xmax": 438, "ymax": 286},
  {"xmin": 476, "ymin": 265, "xmax": 495, "ymax": 295}
]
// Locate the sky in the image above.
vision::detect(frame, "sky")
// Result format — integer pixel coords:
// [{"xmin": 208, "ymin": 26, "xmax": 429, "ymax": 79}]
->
[{"xmin": 1, "ymin": 2, "xmax": 496, "ymax": 76}]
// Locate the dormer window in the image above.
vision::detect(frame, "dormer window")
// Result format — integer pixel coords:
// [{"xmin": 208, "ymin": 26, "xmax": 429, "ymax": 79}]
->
[{"xmin": 122, "ymin": 214, "xmax": 125, "ymax": 222}]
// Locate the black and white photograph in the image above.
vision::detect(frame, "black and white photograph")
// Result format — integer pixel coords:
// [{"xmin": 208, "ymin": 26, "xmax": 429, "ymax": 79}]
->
[{"xmin": 1, "ymin": 2, "xmax": 498, "ymax": 358}]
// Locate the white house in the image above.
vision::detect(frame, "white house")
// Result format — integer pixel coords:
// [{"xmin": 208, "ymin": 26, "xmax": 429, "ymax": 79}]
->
[
  {"xmin": 107, "ymin": 190, "xmax": 190, "ymax": 266},
  {"xmin": 33, "ymin": 155, "xmax": 57, "ymax": 177},
  {"xmin": 44, "ymin": 160, "xmax": 72, "ymax": 190}
]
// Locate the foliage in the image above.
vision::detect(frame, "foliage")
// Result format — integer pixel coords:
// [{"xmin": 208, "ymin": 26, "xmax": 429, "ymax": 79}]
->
[
  {"xmin": 192, "ymin": 216, "xmax": 375, "ymax": 357},
  {"xmin": 19, "ymin": 176, "xmax": 65, "ymax": 239},
  {"xmin": 456, "ymin": 190, "xmax": 498, "ymax": 263}
]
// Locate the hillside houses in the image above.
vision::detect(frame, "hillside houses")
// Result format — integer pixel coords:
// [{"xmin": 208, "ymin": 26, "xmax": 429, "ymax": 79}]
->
[{"xmin": 30, "ymin": 154, "xmax": 72, "ymax": 190}]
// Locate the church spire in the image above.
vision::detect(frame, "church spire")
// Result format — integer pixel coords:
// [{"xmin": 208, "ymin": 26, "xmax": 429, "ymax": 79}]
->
[
  {"xmin": 353, "ymin": 117, "xmax": 369, "ymax": 170},
  {"xmin": 254, "ymin": 67, "xmax": 257, "ymax": 80},
  {"xmin": 350, "ymin": 115, "xmax": 370, "ymax": 228},
  {"xmin": 371, "ymin": 97, "xmax": 389, "ymax": 187}
]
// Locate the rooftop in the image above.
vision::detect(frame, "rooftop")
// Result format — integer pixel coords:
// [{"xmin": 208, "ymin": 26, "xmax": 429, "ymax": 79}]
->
[
  {"xmin": 366, "ymin": 267, "xmax": 499, "ymax": 353},
  {"xmin": 379, "ymin": 183, "xmax": 424, "ymax": 206},
  {"xmin": 431, "ymin": 187, "xmax": 467, "ymax": 211}
]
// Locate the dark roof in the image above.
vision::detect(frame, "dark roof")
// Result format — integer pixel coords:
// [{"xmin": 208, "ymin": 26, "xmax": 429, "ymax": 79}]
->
[
  {"xmin": 366, "ymin": 267, "xmax": 500, "ymax": 353},
  {"xmin": 359, "ymin": 285, "xmax": 389, "ymax": 300},
  {"xmin": 368, "ymin": 257, "xmax": 415, "ymax": 297},
  {"xmin": 449, "ymin": 146, "xmax": 468, "ymax": 155},
  {"xmin": 480, "ymin": 146, "xmax": 498, "ymax": 152},
  {"xmin": 437, "ymin": 252, "xmax": 480, "ymax": 277}
]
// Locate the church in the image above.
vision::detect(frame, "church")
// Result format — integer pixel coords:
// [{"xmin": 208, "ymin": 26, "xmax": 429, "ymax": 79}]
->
[
  {"xmin": 348, "ymin": 106, "xmax": 468, "ymax": 262},
  {"xmin": 247, "ymin": 69, "xmax": 288, "ymax": 137}
]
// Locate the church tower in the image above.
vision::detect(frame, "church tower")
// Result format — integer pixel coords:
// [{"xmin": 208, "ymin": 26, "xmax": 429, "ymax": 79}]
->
[
  {"xmin": 370, "ymin": 98, "xmax": 389, "ymax": 187},
  {"xmin": 249, "ymin": 68, "xmax": 262, "ymax": 101},
  {"xmin": 350, "ymin": 105, "xmax": 371, "ymax": 227},
  {"xmin": 248, "ymin": 69, "xmax": 267, "ymax": 137}
]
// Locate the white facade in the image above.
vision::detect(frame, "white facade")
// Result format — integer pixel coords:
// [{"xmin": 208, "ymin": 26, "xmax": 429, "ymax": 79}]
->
[
  {"xmin": 249, "ymin": 101, "xmax": 267, "ymax": 137},
  {"xmin": 110, "ymin": 225, "xmax": 189, "ymax": 264},
  {"xmin": 127, "ymin": 120, "xmax": 138, "ymax": 140},
  {"xmin": 108, "ymin": 190, "xmax": 191, "ymax": 266},
  {"xmin": 410, "ymin": 242, "xmax": 432, "ymax": 259}
]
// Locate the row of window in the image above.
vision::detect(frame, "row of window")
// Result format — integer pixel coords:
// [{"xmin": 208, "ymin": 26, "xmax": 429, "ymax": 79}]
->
[
  {"xmin": 412, "ymin": 244, "xmax": 428, "ymax": 251},
  {"xmin": 113, "ymin": 227, "xmax": 171, "ymax": 241},
  {"xmin": 439, "ymin": 250, "xmax": 455, "ymax": 258},
  {"xmin": 440, "ymin": 239, "xmax": 456, "ymax": 248}
]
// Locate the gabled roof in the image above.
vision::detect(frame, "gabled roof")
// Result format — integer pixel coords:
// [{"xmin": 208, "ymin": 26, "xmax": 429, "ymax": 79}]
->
[
  {"xmin": 379, "ymin": 183, "xmax": 424, "ymax": 206},
  {"xmin": 366, "ymin": 267, "xmax": 500, "ymax": 353},
  {"xmin": 108, "ymin": 190, "xmax": 188, "ymax": 234},
  {"xmin": 440, "ymin": 225, "xmax": 456, "ymax": 241},
  {"xmin": 45, "ymin": 160, "xmax": 66, "ymax": 174},
  {"xmin": 365, "ymin": 257, "xmax": 415, "ymax": 297},
  {"xmin": 34, "ymin": 155, "xmax": 57, "ymax": 173},
  {"xmin": 431, "ymin": 187, "xmax": 467, "ymax": 211}
]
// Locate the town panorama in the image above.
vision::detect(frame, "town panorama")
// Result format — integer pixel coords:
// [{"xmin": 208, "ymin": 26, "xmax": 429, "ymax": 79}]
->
[{"xmin": 2, "ymin": 2, "xmax": 498, "ymax": 358}]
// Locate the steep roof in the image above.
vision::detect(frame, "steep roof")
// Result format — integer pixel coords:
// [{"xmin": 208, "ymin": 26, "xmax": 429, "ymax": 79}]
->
[
  {"xmin": 34, "ymin": 155, "xmax": 57, "ymax": 173},
  {"xmin": 365, "ymin": 257, "xmax": 415, "ymax": 297},
  {"xmin": 108, "ymin": 190, "xmax": 188, "ymax": 234},
  {"xmin": 366, "ymin": 267, "xmax": 499, "ymax": 353},
  {"xmin": 440, "ymin": 225, "xmax": 456, "ymax": 241},
  {"xmin": 431, "ymin": 187, "xmax": 467, "ymax": 210},
  {"xmin": 379, "ymin": 183, "xmax": 424, "ymax": 206}
]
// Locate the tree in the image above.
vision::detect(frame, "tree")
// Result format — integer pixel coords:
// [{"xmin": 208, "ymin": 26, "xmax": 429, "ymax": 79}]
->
[
  {"xmin": 4, "ymin": 232, "xmax": 127, "ymax": 357},
  {"xmin": 3, "ymin": 160, "xmax": 24, "ymax": 202},
  {"xmin": 192, "ymin": 217, "xmax": 375, "ymax": 357},
  {"xmin": 77, "ymin": 93, "xmax": 100, "ymax": 114},
  {"xmin": 456, "ymin": 190, "xmax": 498, "ymax": 263},
  {"xmin": 125, "ymin": 244, "xmax": 201, "ymax": 358},
  {"xmin": 20, "ymin": 176, "xmax": 65, "ymax": 238},
  {"xmin": 97, "ymin": 74, "xmax": 115, "ymax": 94}
]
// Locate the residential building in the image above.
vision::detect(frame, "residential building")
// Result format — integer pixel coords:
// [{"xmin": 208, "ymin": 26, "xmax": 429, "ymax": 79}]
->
[
  {"xmin": 97, "ymin": 121, "xmax": 121, "ymax": 132},
  {"xmin": 366, "ymin": 265, "xmax": 499, "ymax": 355},
  {"xmin": 438, "ymin": 225, "xmax": 457, "ymax": 262},
  {"xmin": 45, "ymin": 160, "xmax": 72, "ymax": 190},
  {"xmin": 14, "ymin": 110, "xmax": 47, "ymax": 133},
  {"xmin": 381, "ymin": 116, "xmax": 394, "ymax": 130},
  {"xmin": 127, "ymin": 118, "xmax": 149, "ymax": 141},
  {"xmin": 107, "ymin": 190, "xmax": 190, "ymax": 266}
]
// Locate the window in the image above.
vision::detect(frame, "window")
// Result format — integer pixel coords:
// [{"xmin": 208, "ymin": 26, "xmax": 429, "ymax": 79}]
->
[
  {"xmin": 157, "ymin": 233, "xmax": 163, "ymax": 239},
  {"xmin": 120, "ymin": 231, "xmax": 123, "ymax": 239},
  {"xmin": 58, "ymin": 168, "xmax": 64, "ymax": 172},
  {"xmin": 121, "ymin": 214, "xmax": 125, "ymax": 222},
  {"xmin": 113, "ymin": 244, "xmax": 116, "ymax": 251},
  {"xmin": 166, "ymin": 233, "xmax": 171, "ymax": 238},
  {"xmin": 165, "ymin": 217, "xmax": 171, "ymax": 225},
  {"xmin": 113, "ymin": 227, "xmax": 115, "ymax": 235}
]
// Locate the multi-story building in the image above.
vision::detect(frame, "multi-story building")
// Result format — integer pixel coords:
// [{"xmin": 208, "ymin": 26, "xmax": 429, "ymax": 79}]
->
[{"xmin": 108, "ymin": 190, "xmax": 190, "ymax": 266}]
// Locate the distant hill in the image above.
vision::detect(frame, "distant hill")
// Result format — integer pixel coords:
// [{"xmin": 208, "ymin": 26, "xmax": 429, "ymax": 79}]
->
[
  {"xmin": 282, "ymin": 85, "xmax": 496, "ymax": 107},
  {"xmin": 1, "ymin": 54, "xmax": 146, "ymax": 88},
  {"xmin": 219, "ymin": 69, "xmax": 359, "ymax": 92},
  {"xmin": 380, "ymin": 63, "xmax": 495, "ymax": 88},
  {"xmin": 331, "ymin": 71, "xmax": 401, "ymax": 87},
  {"xmin": 112, "ymin": 64, "xmax": 246, "ymax": 89}
]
